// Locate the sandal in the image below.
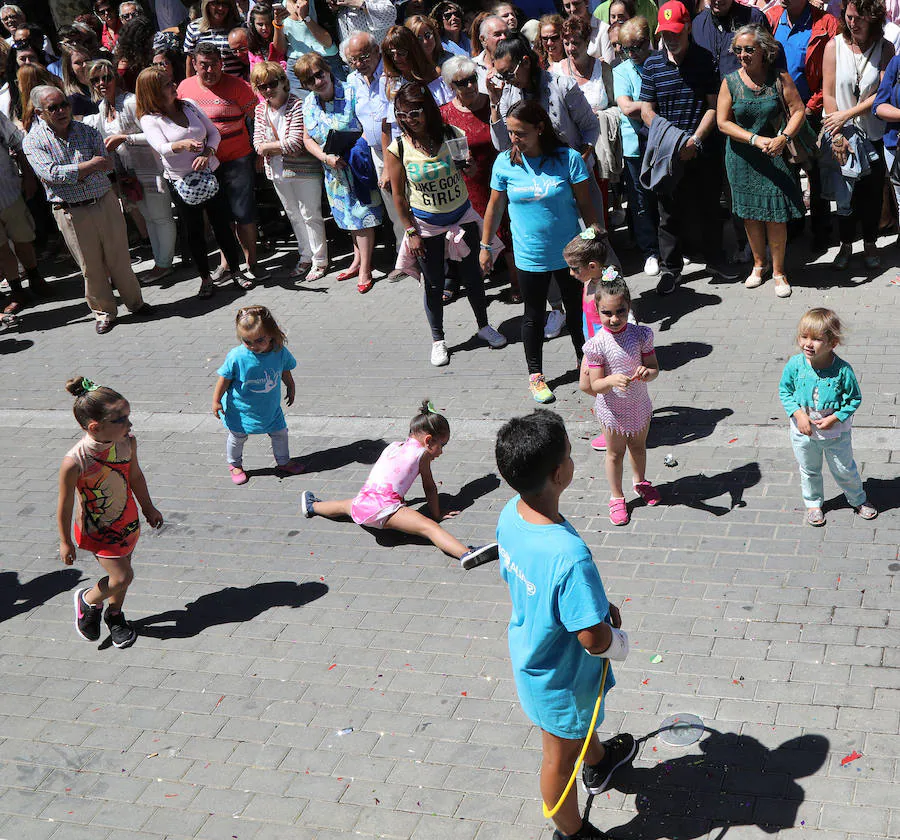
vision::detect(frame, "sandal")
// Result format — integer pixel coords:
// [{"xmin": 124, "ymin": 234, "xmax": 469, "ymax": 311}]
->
[
  {"xmin": 305, "ymin": 265, "xmax": 327, "ymax": 282},
  {"xmin": 290, "ymin": 260, "xmax": 312, "ymax": 278},
  {"xmin": 806, "ymin": 508, "xmax": 825, "ymax": 527},
  {"xmin": 197, "ymin": 279, "xmax": 215, "ymax": 299},
  {"xmin": 232, "ymin": 272, "xmax": 254, "ymax": 291},
  {"xmin": 357, "ymin": 278, "xmax": 373, "ymax": 294},
  {"xmin": 336, "ymin": 266, "xmax": 359, "ymax": 282},
  {"xmin": 442, "ymin": 289, "xmax": 455, "ymax": 303}
]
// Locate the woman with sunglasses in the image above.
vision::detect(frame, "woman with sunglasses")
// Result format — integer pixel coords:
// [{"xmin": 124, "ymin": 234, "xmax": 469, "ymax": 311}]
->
[
  {"xmin": 536, "ymin": 14, "xmax": 565, "ymax": 68},
  {"xmin": 300, "ymin": 52, "xmax": 383, "ymax": 293},
  {"xmin": 137, "ymin": 67, "xmax": 245, "ymax": 298},
  {"xmin": 251, "ymin": 61, "xmax": 327, "ymax": 281},
  {"xmin": 431, "ymin": 1, "xmax": 471, "ymax": 57},
  {"xmin": 613, "ymin": 16, "xmax": 659, "ymax": 276},
  {"xmin": 85, "ymin": 60, "xmax": 178, "ymax": 283},
  {"xmin": 385, "ymin": 82, "xmax": 506, "ymax": 366},
  {"xmin": 717, "ymin": 25, "xmax": 807, "ymax": 298},
  {"xmin": 405, "ymin": 14, "xmax": 456, "ymax": 67},
  {"xmin": 440, "ymin": 55, "xmax": 519, "ymax": 301}
]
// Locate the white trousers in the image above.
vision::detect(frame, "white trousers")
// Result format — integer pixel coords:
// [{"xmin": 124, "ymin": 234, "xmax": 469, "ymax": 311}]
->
[
  {"xmin": 370, "ymin": 146, "xmax": 405, "ymax": 246},
  {"xmin": 273, "ymin": 177, "xmax": 328, "ymax": 266}
]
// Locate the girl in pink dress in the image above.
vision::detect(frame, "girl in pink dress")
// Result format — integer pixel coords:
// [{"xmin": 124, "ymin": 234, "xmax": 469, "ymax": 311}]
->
[
  {"xmin": 573, "ymin": 261, "xmax": 661, "ymax": 527},
  {"xmin": 301, "ymin": 401, "xmax": 498, "ymax": 569}
]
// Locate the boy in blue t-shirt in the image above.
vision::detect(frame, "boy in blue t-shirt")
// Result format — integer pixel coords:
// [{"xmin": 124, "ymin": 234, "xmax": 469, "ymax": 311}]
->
[{"xmin": 495, "ymin": 410, "xmax": 635, "ymax": 840}]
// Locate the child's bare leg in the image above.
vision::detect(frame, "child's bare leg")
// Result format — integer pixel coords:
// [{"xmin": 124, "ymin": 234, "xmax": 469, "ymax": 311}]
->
[
  {"xmin": 541, "ymin": 729, "xmax": 603, "ymax": 836},
  {"xmin": 86, "ymin": 554, "xmax": 135, "ymax": 612},
  {"xmin": 604, "ymin": 429, "xmax": 628, "ymax": 498},
  {"xmin": 312, "ymin": 499, "xmax": 354, "ymax": 519},
  {"xmin": 384, "ymin": 506, "xmax": 469, "ymax": 558},
  {"xmin": 625, "ymin": 425, "xmax": 650, "ymax": 485}
]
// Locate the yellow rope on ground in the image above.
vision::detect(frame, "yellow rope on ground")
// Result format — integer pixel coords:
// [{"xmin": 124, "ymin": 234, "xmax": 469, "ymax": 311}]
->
[{"xmin": 542, "ymin": 659, "xmax": 610, "ymax": 819}]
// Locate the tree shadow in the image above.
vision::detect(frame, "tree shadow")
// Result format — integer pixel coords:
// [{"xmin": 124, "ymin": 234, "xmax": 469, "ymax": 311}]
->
[
  {"xmin": 650, "ymin": 463, "xmax": 762, "ymax": 516},
  {"xmin": 654, "ymin": 341, "xmax": 713, "ymax": 372},
  {"xmin": 602, "ymin": 728, "xmax": 829, "ymax": 840},
  {"xmin": 133, "ymin": 581, "xmax": 328, "ymax": 639},
  {"xmin": 300, "ymin": 438, "xmax": 388, "ymax": 474},
  {"xmin": 647, "ymin": 406, "xmax": 734, "ymax": 448},
  {"xmin": 632, "ymin": 287, "xmax": 722, "ymax": 333},
  {"xmin": 0, "ymin": 568, "xmax": 84, "ymax": 623}
]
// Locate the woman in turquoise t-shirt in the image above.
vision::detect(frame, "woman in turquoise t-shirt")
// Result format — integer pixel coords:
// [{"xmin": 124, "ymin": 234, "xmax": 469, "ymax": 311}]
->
[{"xmin": 480, "ymin": 100, "xmax": 599, "ymax": 404}]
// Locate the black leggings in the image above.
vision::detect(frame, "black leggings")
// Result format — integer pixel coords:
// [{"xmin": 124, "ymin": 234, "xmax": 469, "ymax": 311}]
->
[
  {"xmin": 517, "ymin": 267, "xmax": 584, "ymax": 375},
  {"xmin": 170, "ymin": 183, "xmax": 243, "ymax": 278},
  {"xmin": 419, "ymin": 222, "xmax": 488, "ymax": 341}
]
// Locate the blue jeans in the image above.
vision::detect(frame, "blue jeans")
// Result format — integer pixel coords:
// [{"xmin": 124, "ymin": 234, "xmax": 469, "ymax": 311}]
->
[
  {"xmin": 623, "ymin": 156, "xmax": 659, "ymax": 260},
  {"xmin": 789, "ymin": 428, "xmax": 865, "ymax": 508},
  {"xmin": 227, "ymin": 428, "xmax": 290, "ymax": 467}
]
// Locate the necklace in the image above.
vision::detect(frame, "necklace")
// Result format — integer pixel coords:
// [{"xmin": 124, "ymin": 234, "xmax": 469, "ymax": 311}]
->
[{"xmin": 851, "ymin": 37, "xmax": 879, "ymax": 100}]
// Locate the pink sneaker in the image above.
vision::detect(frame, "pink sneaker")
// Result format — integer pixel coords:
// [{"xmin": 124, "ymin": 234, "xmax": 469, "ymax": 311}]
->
[
  {"xmin": 591, "ymin": 434, "xmax": 607, "ymax": 451},
  {"xmin": 229, "ymin": 465, "xmax": 248, "ymax": 485},
  {"xmin": 634, "ymin": 480, "xmax": 661, "ymax": 506},
  {"xmin": 609, "ymin": 497, "xmax": 629, "ymax": 526}
]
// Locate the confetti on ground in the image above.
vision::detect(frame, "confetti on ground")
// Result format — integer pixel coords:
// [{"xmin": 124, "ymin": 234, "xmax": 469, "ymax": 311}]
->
[
  {"xmin": 642, "ymin": 679, "xmax": 650, "ymax": 685},
  {"xmin": 214, "ymin": 695, "xmax": 225, "ymax": 710},
  {"xmin": 328, "ymin": 664, "xmax": 337, "ymax": 671},
  {"xmin": 650, "ymin": 654, "xmax": 663, "ymax": 664},
  {"xmin": 841, "ymin": 750, "xmax": 862, "ymax": 766},
  {"xmin": 461, "ymin": 691, "xmax": 467, "ymax": 696},
  {"xmin": 146, "ymin": 753, "xmax": 158, "ymax": 758}
]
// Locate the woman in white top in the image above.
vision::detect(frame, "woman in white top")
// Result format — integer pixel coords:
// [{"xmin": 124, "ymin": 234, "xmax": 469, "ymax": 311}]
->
[
  {"xmin": 822, "ymin": 0, "xmax": 891, "ymax": 269},
  {"xmin": 136, "ymin": 67, "xmax": 245, "ymax": 298},
  {"xmin": 85, "ymin": 59, "xmax": 177, "ymax": 283}
]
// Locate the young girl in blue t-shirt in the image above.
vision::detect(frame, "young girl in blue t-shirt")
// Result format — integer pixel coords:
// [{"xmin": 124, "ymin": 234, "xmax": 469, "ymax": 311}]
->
[
  {"xmin": 778, "ymin": 308, "xmax": 877, "ymax": 527},
  {"xmin": 212, "ymin": 305, "xmax": 304, "ymax": 485}
]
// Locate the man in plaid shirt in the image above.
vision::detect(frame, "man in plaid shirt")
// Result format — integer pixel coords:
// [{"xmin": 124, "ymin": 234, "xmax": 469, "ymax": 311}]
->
[{"xmin": 23, "ymin": 85, "xmax": 148, "ymax": 334}]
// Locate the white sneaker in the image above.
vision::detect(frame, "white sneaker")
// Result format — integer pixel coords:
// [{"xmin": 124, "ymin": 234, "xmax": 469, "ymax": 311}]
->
[
  {"xmin": 431, "ymin": 340, "xmax": 449, "ymax": 366},
  {"xmin": 477, "ymin": 324, "xmax": 507, "ymax": 348},
  {"xmin": 643, "ymin": 256, "xmax": 660, "ymax": 276},
  {"xmin": 544, "ymin": 309, "xmax": 566, "ymax": 339}
]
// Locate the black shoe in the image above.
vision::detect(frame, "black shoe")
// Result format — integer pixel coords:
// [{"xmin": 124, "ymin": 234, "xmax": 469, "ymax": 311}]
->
[
  {"xmin": 460, "ymin": 543, "xmax": 499, "ymax": 570},
  {"xmin": 301, "ymin": 490, "xmax": 319, "ymax": 518},
  {"xmin": 582, "ymin": 733, "xmax": 636, "ymax": 794},
  {"xmin": 655, "ymin": 273, "xmax": 678, "ymax": 295},
  {"xmin": 74, "ymin": 589, "xmax": 102, "ymax": 642},
  {"xmin": 131, "ymin": 303, "xmax": 154, "ymax": 319},
  {"xmin": 552, "ymin": 820, "xmax": 610, "ymax": 840},
  {"xmin": 104, "ymin": 609, "xmax": 137, "ymax": 649},
  {"xmin": 706, "ymin": 261, "xmax": 740, "ymax": 281}
]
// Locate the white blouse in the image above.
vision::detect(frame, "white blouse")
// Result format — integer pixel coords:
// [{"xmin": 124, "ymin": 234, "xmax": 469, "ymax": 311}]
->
[{"xmin": 139, "ymin": 102, "xmax": 222, "ymax": 180}]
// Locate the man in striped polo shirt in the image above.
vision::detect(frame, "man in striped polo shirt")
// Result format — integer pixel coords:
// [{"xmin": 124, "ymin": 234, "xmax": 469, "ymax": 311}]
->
[{"xmin": 639, "ymin": 0, "xmax": 738, "ymax": 295}]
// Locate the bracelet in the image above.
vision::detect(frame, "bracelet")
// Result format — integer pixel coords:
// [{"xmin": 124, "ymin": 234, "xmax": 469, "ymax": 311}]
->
[
  {"xmin": 479, "ymin": 242, "xmax": 492, "ymax": 251},
  {"xmin": 273, "ymin": 21, "xmax": 283, "ymax": 27},
  {"xmin": 405, "ymin": 226, "xmax": 417, "ymax": 236},
  {"xmin": 749, "ymin": 133, "xmax": 757, "ymax": 147},
  {"xmin": 691, "ymin": 134, "xmax": 703, "ymax": 151},
  {"xmin": 779, "ymin": 130, "xmax": 792, "ymax": 140}
]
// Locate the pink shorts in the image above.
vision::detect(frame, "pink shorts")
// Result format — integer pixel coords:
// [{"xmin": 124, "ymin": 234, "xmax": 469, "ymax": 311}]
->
[{"xmin": 350, "ymin": 485, "xmax": 404, "ymax": 529}]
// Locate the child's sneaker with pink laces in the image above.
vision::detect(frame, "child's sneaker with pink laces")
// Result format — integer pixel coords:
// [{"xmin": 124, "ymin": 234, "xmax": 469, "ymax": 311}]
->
[
  {"xmin": 634, "ymin": 480, "xmax": 661, "ymax": 505},
  {"xmin": 609, "ymin": 497, "xmax": 629, "ymax": 525}
]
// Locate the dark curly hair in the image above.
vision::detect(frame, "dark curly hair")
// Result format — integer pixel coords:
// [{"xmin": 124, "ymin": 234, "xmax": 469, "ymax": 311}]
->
[
  {"xmin": 115, "ymin": 16, "xmax": 155, "ymax": 71},
  {"xmin": 840, "ymin": 0, "xmax": 885, "ymax": 40}
]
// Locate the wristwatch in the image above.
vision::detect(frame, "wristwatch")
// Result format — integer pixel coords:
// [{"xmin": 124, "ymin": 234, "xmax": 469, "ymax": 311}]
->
[
  {"xmin": 690, "ymin": 134, "xmax": 703, "ymax": 151},
  {"xmin": 303, "ymin": 14, "xmax": 311, "ymax": 22},
  {"xmin": 779, "ymin": 130, "xmax": 793, "ymax": 140}
]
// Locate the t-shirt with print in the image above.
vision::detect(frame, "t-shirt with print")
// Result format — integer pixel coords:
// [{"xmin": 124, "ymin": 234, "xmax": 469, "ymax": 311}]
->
[
  {"xmin": 177, "ymin": 74, "xmax": 257, "ymax": 163},
  {"xmin": 387, "ymin": 126, "xmax": 469, "ymax": 223},
  {"xmin": 217, "ymin": 344, "xmax": 297, "ymax": 434},
  {"xmin": 490, "ymin": 147, "xmax": 590, "ymax": 272},
  {"xmin": 497, "ymin": 496, "xmax": 616, "ymax": 739}
]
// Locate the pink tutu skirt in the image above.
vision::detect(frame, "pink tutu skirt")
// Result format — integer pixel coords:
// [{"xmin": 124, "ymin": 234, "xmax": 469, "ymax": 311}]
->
[{"xmin": 350, "ymin": 483, "xmax": 404, "ymax": 529}]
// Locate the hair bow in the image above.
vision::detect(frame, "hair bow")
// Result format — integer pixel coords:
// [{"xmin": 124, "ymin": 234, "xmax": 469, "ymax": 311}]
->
[
  {"xmin": 426, "ymin": 400, "xmax": 437, "ymax": 414},
  {"xmin": 81, "ymin": 378, "xmax": 100, "ymax": 392},
  {"xmin": 580, "ymin": 227, "xmax": 597, "ymax": 240},
  {"xmin": 600, "ymin": 266, "xmax": 620, "ymax": 283}
]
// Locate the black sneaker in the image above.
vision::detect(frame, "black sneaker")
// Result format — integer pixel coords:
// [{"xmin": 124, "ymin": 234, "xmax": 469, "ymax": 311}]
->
[
  {"xmin": 582, "ymin": 733, "xmax": 636, "ymax": 794},
  {"xmin": 74, "ymin": 588, "xmax": 102, "ymax": 642},
  {"xmin": 104, "ymin": 609, "xmax": 137, "ymax": 649},
  {"xmin": 552, "ymin": 820, "xmax": 610, "ymax": 840},
  {"xmin": 705, "ymin": 261, "xmax": 740, "ymax": 281},
  {"xmin": 460, "ymin": 543, "xmax": 499, "ymax": 570},
  {"xmin": 301, "ymin": 491, "xmax": 319, "ymax": 518},
  {"xmin": 655, "ymin": 273, "xmax": 678, "ymax": 295}
]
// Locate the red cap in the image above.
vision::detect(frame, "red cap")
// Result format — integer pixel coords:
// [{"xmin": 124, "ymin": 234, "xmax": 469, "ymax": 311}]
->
[{"xmin": 657, "ymin": 0, "xmax": 690, "ymax": 33}]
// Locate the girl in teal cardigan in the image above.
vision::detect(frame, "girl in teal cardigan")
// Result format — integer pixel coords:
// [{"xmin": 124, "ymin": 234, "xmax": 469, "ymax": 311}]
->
[{"xmin": 778, "ymin": 308, "xmax": 877, "ymax": 527}]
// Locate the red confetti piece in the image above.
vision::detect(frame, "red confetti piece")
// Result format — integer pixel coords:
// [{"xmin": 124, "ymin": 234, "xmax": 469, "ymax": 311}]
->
[
  {"xmin": 642, "ymin": 679, "xmax": 650, "ymax": 685},
  {"xmin": 328, "ymin": 664, "xmax": 337, "ymax": 670},
  {"xmin": 728, "ymin": 438, "xmax": 738, "ymax": 443},
  {"xmin": 165, "ymin": 794, "xmax": 178, "ymax": 798},
  {"xmin": 624, "ymin": 598, "xmax": 631, "ymax": 603},
  {"xmin": 841, "ymin": 750, "xmax": 862, "ymax": 766},
  {"xmin": 214, "ymin": 695, "xmax": 225, "ymax": 709},
  {"xmin": 461, "ymin": 691, "xmax": 467, "ymax": 696},
  {"xmin": 320, "ymin": 576, "xmax": 324, "ymax": 581}
]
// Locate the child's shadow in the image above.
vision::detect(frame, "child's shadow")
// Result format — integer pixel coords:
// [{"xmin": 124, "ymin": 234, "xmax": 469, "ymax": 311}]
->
[
  {"xmin": 822, "ymin": 476, "xmax": 900, "ymax": 516},
  {"xmin": 604, "ymin": 729, "xmax": 828, "ymax": 840},
  {"xmin": 651, "ymin": 463, "xmax": 762, "ymax": 516},
  {"xmin": 301, "ymin": 439, "xmax": 388, "ymax": 474},
  {"xmin": 647, "ymin": 406, "xmax": 734, "ymax": 448},
  {"xmin": 133, "ymin": 581, "xmax": 328, "ymax": 639},
  {"xmin": 633, "ymin": 287, "xmax": 722, "ymax": 332},
  {"xmin": 0, "ymin": 568, "xmax": 84, "ymax": 623}
]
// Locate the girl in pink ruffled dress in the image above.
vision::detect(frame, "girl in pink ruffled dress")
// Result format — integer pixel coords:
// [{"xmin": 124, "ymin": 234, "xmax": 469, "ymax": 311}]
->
[{"xmin": 301, "ymin": 400, "xmax": 498, "ymax": 569}]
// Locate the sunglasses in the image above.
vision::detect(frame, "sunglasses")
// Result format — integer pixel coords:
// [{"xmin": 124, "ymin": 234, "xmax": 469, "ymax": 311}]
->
[
  {"xmin": 732, "ymin": 45, "xmax": 756, "ymax": 55},
  {"xmin": 496, "ymin": 59, "xmax": 522, "ymax": 82},
  {"xmin": 388, "ymin": 47, "xmax": 409, "ymax": 58},
  {"xmin": 120, "ymin": 10, "xmax": 139, "ymax": 20},
  {"xmin": 396, "ymin": 108, "xmax": 424, "ymax": 119},
  {"xmin": 622, "ymin": 39, "xmax": 648, "ymax": 54},
  {"xmin": 442, "ymin": 10, "xmax": 461, "ymax": 19},
  {"xmin": 542, "ymin": 33, "xmax": 561, "ymax": 42},
  {"xmin": 257, "ymin": 79, "xmax": 282, "ymax": 91},
  {"xmin": 303, "ymin": 69, "xmax": 328, "ymax": 85},
  {"xmin": 95, "ymin": 6, "xmax": 113, "ymax": 15},
  {"xmin": 44, "ymin": 101, "xmax": 72, "ymax": 113},
  {"xmin": 348, "ymin": 51, "xmax": 372, "ymax": 64},
  {"xmin": 452, "ymin": 73, "xmax": 478, "ymax": 88}
]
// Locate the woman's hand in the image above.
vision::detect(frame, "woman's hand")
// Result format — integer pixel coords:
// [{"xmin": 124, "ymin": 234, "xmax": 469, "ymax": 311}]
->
[
  {"xmin": 831, "ymin": 134, "xmax": 850, "ymax": 165},
  {"xmin": 172, "ymin": 139, "xmax": 204, "ymax": 153},
  {"xmin": 486, "ymin": 71, "xmax": 504, "ymax": 105},
  {"xmin": 766, "ymin": 134, "xmax": 788, "ymax": 158},
  {"xmin": 325, "ymin": 153, "xmax": 346, "ymax": 169},
  {"xmin": 793, "ymin": 410, "xmax": 812, "ymax": 436},
  {"xmin": 192, "ymin": 153, "xmax": 211, "ymax": 171},
  {"xmin": 143, "ymin": 506, "xmax": 164, "ymax": 529},
  {"xmin": 407, "ymin": 231, "xmax": 424, "ymax": 258},
  {"xmin": 609, "ymin": 603, "xmax": 622, "ymax": 629},
  {"xmin": 479, "ymin": 247, "xmax": 494, "ymax": 276},
  {"xmin": 378, "ymin": 171, "xmax": 391, "ymax": 190},
  {"xmin": 259, "ymin": 141, "xmax": 281, "ymax": 157},
  {"xmin": 273, "ymin": 2, "xmax": 288, "ymax": 22},
  {"xmin": 60, "ymin": 540, "xmax": 76, "ymax": 565},
  {"xmin": 823, "ymin": 109, "xmax": 850, "ymax": 134},
  {"xmin": 285, "ymin": 383, "xmax": 295, "ymax": 406},
  {"xmin": 296, "ymin": 0, "xmax": 310, "ymax": 18},
  {"xmin": 105, "ymin": 134, "xmax": 128, "ymax": 151}
]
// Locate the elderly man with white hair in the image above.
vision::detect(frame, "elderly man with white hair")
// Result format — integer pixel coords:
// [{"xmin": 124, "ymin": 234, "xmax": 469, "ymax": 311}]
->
[
  {"xmin": 22, "ymin": 86, "xmax": 148, "ymax": 335},
  {"xmin": 475, "ymin": 15, "xmax": 509, "ymax": 71}
]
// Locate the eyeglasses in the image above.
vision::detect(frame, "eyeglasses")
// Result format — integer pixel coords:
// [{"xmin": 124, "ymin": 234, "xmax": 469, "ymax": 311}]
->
[
  {"xmin": 496, "ymin": 59, "xmax": 523, "ymax": 82},
  {"xmin": 622, "ymin": 39, "xmax": 648, "ymax": 55},
  {"xmin": 90, "ymin": 74, "xmax": 114, "ymax": 85},
  {"xmin": 452, "ymin": 73, "xmax": 478, "ymax": 88},
  {"xmin": 257, "ymin": 79, "xmax": 282, "ymax": 91},
  {"xmin": 419, "ymin": 30, "xmax": 434, "ymax": 40},
  {"xmin": 347, "ymin": 51, "xmax": 372, "ymax": 64},
  {"xmin": 388, "ymin": 47, "xmax": 409, "ymax": 58},
  {"xmin": 120, "ymin": 10, "xmax": 139, "ymax": 20},
  {"xmin": 442, "ymin": 10, "xmax": 461, "ymax": 20},
  {"xmin": 44, "ymin": 101, "xmax": 72, "ymax": 114},
  {"xmin": 95, "ymin": 6, "xmax": 114, "ymax": 16},
  {"xmin": 396, "ymin": 107, "xmax": 424, "ymax": 119},
  {"xmin": 732, "ymin": 44, "xmax": 756, "ymax": 55}
]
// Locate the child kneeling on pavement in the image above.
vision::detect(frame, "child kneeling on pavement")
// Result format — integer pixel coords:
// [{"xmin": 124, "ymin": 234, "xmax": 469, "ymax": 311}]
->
[{"xmin": 495, "ymin": 410, "xmax": 635, "ymax": 840}]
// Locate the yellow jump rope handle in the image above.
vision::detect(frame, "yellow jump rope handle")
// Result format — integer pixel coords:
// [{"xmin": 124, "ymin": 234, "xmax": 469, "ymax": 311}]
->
[{"xmin": 542, "ymin": 658, "xmax": 610, "ymax": 820}]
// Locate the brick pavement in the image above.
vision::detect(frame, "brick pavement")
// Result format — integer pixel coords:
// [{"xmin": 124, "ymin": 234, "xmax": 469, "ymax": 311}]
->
[{"xmin": 0, "ymin": 230, "xmax": 897, "ymax": 840}]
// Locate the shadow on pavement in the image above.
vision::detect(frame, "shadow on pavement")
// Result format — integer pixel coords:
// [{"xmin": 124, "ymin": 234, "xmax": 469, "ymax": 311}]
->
[
  {"xmin": 647, "ymin": 406, "xmax": 734, "ymax": 448},
  {"xmin": 602, "ymin": 729, "xmax": 829, "ymax": 840},
  {"xmin": 633, "ymin": 287, "xmax": 722, "ymax": 333},
  {"xmin": 0, "ymin": 568, "xmax": 85, "ymax": 623},
  {"xmin": 301, "ymin": 438, "xmax": 388, "ymax": 473},
  {"xmin": 406, "ymin": 472, "xmax": 502, "ymax": 514},
  {"xmin": 821, "ymin": 475, "xmax": 900, "ymax": 517},
  {"xmin": 0, "ymin": 337, "xmax": 34, "ymax": 354},
  {"xmin": 654, "ymin": 341, "xmax": 713, "ymax": 372},
  {"xmin": 648, "ymin": 462, "xmax": 762, "ymax": 516},
  {"xmin": 134, "ymin": 581, "xmax": 328, "ymax": 639}
]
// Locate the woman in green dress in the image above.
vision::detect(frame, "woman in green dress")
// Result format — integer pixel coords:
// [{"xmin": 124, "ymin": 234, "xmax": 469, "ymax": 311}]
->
[{"xmin": 716, "ymin": 25, "xmax": 807, "ymax": 299}]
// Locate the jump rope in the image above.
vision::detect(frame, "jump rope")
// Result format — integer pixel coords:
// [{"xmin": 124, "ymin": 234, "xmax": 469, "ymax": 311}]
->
[{"xmin": 542, "ymin": 658, "xmax": 610, "ymax": 819}]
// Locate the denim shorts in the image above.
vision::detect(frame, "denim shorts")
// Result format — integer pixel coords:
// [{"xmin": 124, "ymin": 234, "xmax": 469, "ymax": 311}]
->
[{"xmin": 215, "ymin": 154, "xmax": 257, "ymax": 224}]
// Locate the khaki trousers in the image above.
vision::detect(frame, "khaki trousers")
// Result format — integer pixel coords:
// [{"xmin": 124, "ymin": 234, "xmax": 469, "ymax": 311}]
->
[{"xmin": 53, "ymin": 191, "xmax": 143, "ymax": 320}]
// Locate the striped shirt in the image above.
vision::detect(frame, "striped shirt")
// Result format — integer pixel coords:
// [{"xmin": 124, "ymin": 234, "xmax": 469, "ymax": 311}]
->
[
  {"xmin": 22, "ymin": 119, "xmax": 111, "ymax": 205},
  {"xmin": 639, "ymin": 42, "xmax": 719, "ymax": 137},
  {"xmin": 183, "ymin": 22, "xmax": 246, "ymax": 79}
]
